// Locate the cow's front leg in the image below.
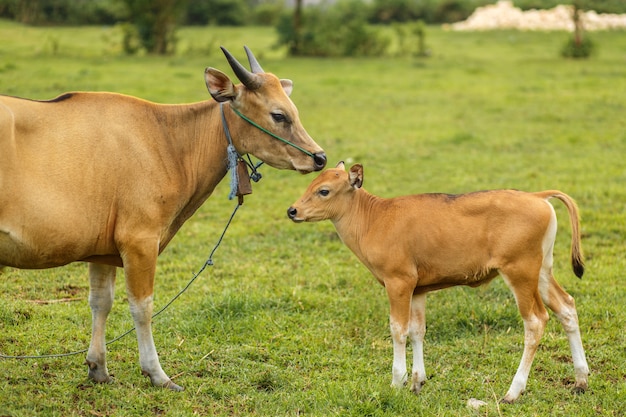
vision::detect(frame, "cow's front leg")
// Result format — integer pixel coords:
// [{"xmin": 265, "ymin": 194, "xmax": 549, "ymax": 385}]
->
[
  {"xmin": 122, "ymin": 238, "xmax": 183, "ymax": 391},
  {"xmin": 386, "ymin": 280, "xmax": 413, "ymax": 389},
  {"xmin": 86, "ymin": 263, "xmax": 116, "ymax": 383},
  {"xmin": 408, "ymin": 292, "xmax": 427, "ymax": 394}
]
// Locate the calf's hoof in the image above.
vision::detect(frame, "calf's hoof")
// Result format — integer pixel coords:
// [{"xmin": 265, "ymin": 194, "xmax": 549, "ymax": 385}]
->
[
  {"xmin": 410, "ymin": 377, "xmax": 425, "ymax": 395},
  {"xmin": 86, "ymin": 360, "xmax": 112, "ymax": 383}
]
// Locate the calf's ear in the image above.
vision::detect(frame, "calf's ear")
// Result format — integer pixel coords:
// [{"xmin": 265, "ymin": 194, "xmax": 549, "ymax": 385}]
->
[
  {"xmin": 349, "ymin": 164, "xmax": 363, "ymax": 189},
  {"xmin": 335, "ymin": 161, "xmax": 345, "ymax": 170},
  {"xmin": 205, "ymin": 68, "xmax": 238, "ymax": 102}
]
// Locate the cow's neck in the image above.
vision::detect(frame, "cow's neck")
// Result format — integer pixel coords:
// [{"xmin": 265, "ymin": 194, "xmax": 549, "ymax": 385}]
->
[
  {"xmin": 172, "ymin": 101, "xmax": 231, "ymax": 190},
  {"xmin": 153, "ymin": 100, "xmax": 236, "ymax": 248}
]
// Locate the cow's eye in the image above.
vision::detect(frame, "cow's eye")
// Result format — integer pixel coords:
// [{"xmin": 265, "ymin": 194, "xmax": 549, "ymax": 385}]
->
[
  {"xmin": 319, "ymin": 189, "xmax": 330, "ymax": 197},
  {"xmin": 271, "ymin": 112, "xmax": 287, "ymax": 123}
]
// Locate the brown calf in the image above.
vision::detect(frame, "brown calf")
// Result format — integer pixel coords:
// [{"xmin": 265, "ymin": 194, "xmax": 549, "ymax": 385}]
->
[{"xmin": 287, "ymin": 162, "xmax": 589, "ymax": 403}]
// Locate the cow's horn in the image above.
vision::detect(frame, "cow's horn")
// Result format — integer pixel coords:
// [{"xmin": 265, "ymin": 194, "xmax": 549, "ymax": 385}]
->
[
  {"xmin": 244, "ymin": 45, "xmax": 264, "ymax": 74},
  {"xmin": 220, "ymin": 46, "xmax": 263, "ymax": 90}
]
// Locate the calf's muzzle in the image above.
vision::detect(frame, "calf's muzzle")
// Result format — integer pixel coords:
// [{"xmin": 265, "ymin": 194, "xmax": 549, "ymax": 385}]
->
[{"xmin": 287, "ymin": 206, "xmax": 297, "ymax": 218}]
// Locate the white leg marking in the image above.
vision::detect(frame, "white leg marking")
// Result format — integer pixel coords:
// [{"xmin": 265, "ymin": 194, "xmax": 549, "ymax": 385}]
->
[
  {"xmin": 500, "ymin": 271, "xmax": 548, "ymax": 403},
  {"xmin": 409, "ymin": 293, "xmax": 427, "ymax": 394},
  {"xmin": 86, "ymin": 263, "xmax": 116, "ymax": 383},
  {"xmin": 390, "ymin": 319, "xmax": 408, "ymax": 388},
  {"xmin": 127, "ymin": 296, "xmax": 172, "ymax": 386},
  {"xmin": 558, "ymin": 302, "xmax": 590, "ymax": 390},
  {"xmin": 539, "ymin": 203, "xmax": 589, "ymax": 392},
  {"xmin": 503, "ymin": 313, "xmax": 546, "ymax": 403}
]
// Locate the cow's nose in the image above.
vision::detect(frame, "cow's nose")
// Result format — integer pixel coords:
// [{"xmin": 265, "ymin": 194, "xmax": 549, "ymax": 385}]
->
[
  {"xmin": 313, "ymin": 152, "xmax": 327, "ymax": 171},
  {"xmin": 287, "ymin": 207, "xmax": 297, "ymax": 219}
]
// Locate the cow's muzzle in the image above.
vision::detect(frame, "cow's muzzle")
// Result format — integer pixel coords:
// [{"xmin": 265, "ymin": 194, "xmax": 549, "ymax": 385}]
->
[{"xmin": 313, "ymin": 152, "xmax": 327, "ymax": 171}]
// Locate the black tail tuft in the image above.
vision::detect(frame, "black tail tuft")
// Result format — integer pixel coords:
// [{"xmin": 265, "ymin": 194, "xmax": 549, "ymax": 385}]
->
[{"xmin": 573, "ymin": 259, "xmax": 584, "ymax": 279}]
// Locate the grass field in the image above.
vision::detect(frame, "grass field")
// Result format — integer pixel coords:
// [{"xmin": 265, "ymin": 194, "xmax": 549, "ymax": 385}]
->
[{"xmin": 0, "ymin": 20, "xmax": 625, "ymax": 416}]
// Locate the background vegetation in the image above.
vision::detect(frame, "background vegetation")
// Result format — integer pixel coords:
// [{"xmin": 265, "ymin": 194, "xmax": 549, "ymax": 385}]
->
[
  {"xmin": 1, "ymin": 0, "xmax": 625, "ymax": 56},
  {"xmin": 0, "ymin": 19, "xmax": 625, "ymax": 416},
  {"xmin": 1, "ymin": 0, "xmax": 625, "ymax": 26}
]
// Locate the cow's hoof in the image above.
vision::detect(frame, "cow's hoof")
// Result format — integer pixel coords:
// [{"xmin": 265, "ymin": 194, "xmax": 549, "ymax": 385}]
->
[
  {"xmin": 142, "ymin": 370, "xmax": 184, "ymax": 391},
  {"xmin": 161, "ymin": 379, "xmax": 184, "ymax": 392}
]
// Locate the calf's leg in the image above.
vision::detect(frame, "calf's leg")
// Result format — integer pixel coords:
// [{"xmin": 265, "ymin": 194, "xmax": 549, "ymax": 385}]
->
[
  {"xmin": 386, "ymin": 280, "xmax": 413, "ymax": 389},
  {"xmin": 122, "ymin": 238, "xmax": 183, "ymax": 391},
  {"xmin": 408, "ymin": 292, "xmax": 427, "ymax": 394},
  {"xmin": 501, "ymin": 266, "xmax": 549, "ymax": 403},
  {"xmin": 86, "ymin": 263, "xmax": 116, "ymax": 383},
  {"xmin": 540, "ymin": 270, "xmax": 589, "ymax": 393}
]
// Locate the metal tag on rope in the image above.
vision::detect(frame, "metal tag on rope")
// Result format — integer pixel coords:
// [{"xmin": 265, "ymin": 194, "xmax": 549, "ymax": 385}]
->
[{"xmin": 236, "ymin": 159, "xmax": 252, "ymax": 205}]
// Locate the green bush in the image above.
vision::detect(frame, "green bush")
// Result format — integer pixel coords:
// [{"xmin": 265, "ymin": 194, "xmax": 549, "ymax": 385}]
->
[{"xmin": 561, "ymin": 35, "xmax": 595, "ymax": 58}]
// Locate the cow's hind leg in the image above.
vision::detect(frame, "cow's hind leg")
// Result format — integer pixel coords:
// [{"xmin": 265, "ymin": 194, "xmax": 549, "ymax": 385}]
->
[
  {"xmin": 500, "ymin": 263, "xmax": 549, "ymax": 403},
  {"xmin": 539, "ymin": 267, "xmax": 589, "ymax": 393},
  {"xmin": 122, "ymin": 238, "xmax": 183, "ymax": 391},
  {"xmin": 86, "ymin": 263, "xmax": 117, "ymax": 383}
]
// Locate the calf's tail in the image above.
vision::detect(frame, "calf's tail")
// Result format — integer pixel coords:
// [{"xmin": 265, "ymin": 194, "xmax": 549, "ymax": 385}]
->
[{"xmin": 537, "ymin": 190, "xmax": 585, "ymax": 278}]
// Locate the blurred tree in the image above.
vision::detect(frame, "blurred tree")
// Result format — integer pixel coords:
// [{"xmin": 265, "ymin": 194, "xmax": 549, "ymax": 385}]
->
[
  {"xmin": 0, "ymin": 0, "xmax": 125, "ymax": 25},
  {"xmin": 277, "ymin": 0, "xmax": 389, "ymax": 57},
  {"xmin": 119, "ymin": 0, "xmax": 186, "ymax": 54},
  {"xmin": 251, "ymin": 1, "xmax": 285, "ymax": 26},
  {"xmin": 292, "ymin": 0, "xmax": 303, "ymax": 55},
  {"xmin": 185, "ymin": 0, "xmax": 247, "ymax": 26},
  {"xmin": 0, "ymin": 0, "xmax": 624, "ymax": 27},
  {"xmin": 561, "ymin": 0, "xmax": 595, "ymax": 58}
]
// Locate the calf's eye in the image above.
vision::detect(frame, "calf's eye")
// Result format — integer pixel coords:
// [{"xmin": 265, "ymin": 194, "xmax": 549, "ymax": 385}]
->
[{"xmin": 319, "ymin": 189, "xmax": 330, "ymax": 197}]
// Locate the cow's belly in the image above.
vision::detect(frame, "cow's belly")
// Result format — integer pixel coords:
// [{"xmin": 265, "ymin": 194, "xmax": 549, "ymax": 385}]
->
[
  {"xmin": 0, "ymin": 226, "xmax": 89, "ymax": 269},
  {"xmin": 81, "ymin": 254, "xmax": 123, "ymax": 267},
  {"xmin": 0, "ymin": 235, "xmax": 66, "ymax": 269}
]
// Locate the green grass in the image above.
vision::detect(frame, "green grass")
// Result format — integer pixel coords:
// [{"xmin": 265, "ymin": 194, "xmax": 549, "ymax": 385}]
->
[{"xmin": 1, "ymin": 20, "xmax": 626, "ymax": 416}]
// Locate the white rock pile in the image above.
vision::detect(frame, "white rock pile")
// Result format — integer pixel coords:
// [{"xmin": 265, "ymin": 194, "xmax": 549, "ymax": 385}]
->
[{"xmin": 450, "ymin": 0, "xmax": 626, "ymax": 31}]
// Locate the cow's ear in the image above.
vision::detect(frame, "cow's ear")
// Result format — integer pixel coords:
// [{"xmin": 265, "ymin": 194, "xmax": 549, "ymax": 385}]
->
[
  {"xmin": 280, "ymin": 79, "xmax": 293, "ymax": 97},
  {"xmin": 349, "ymin": 164, "xmax": 363, "ymax": 189},
  {"xmin": 205, "ymin": 68, "xmax": 238, "ymax": 102}
]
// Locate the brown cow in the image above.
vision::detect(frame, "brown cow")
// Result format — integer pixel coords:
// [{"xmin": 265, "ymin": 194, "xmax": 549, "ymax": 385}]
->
[
  {"xmin": 0, "ymin": 46, "xmax": 326, "ymax": 391},
  {"xmin": 287, "ymin": 162, "xmax": 588, "ymax": 403}
]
